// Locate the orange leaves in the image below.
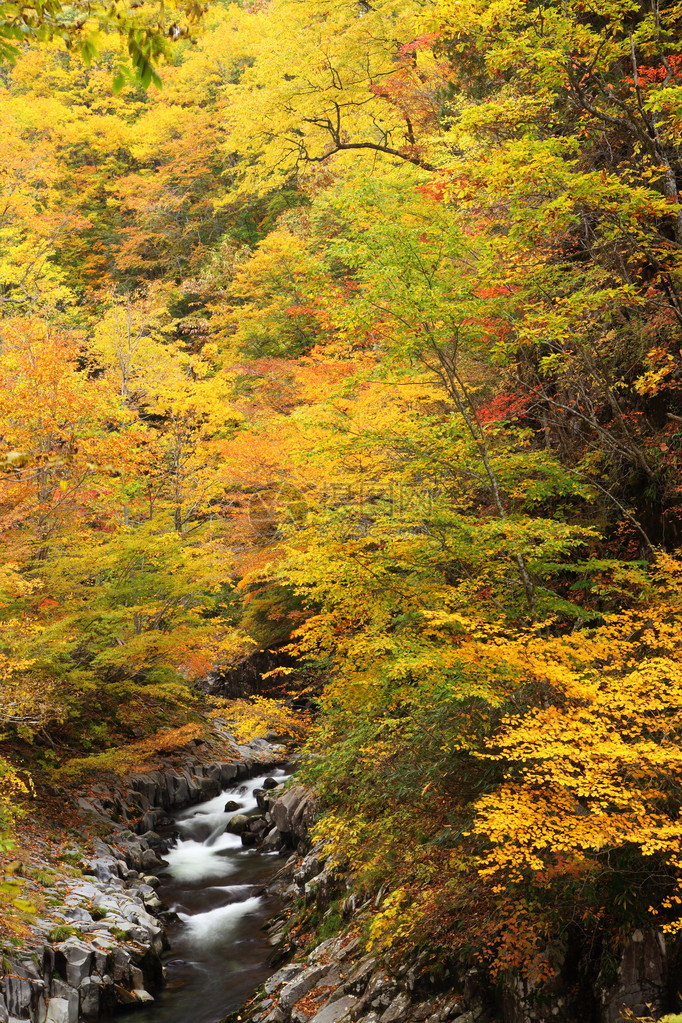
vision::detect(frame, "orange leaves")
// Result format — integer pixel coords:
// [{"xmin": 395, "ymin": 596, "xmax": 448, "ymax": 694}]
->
[{"xmin": 53, "ymin": 723, "xmax": 206, "ymax": 780}]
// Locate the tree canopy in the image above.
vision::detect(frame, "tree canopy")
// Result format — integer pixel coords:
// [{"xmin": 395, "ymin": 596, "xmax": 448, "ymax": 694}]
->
[{"xmin": 2, "ymin": 0, "xmax": 682, "ymax": 999}]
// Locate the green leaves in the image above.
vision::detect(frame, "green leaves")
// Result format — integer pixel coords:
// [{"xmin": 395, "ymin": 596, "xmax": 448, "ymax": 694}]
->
[{"xmin": 0, "ymin": 0, "xmax": 196, "ymax": 87}]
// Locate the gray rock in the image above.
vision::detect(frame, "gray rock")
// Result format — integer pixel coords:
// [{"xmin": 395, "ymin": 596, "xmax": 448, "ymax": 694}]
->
[
  {"xmin": 343, "ymin": 957, "xmax": 376, "ymax": 996},
  {"xmin": 112, "ymin": 948, "xmax": 132, "ymax": 984},
  {"xmin": 165, "ymin": 770, "xmax": 190, "ymax": 806},
  {"xmin": 140, "ymin": 849, "xmax": 164, "ymax": 871},
  {"xmin": 263, "ymin": 964, "xmax": 305, "ymax": 995},
  {"xmin": 45, "ymin": 997, "xmax": 76, "ymax": 1023},
  {"xmin": 92, "ymin": 948, "xmax": 110, "ymax": 974},
  {"xmin": 59, "ymin": 985, "xmax": 78, "ymax": 1023},
  {"xmin": 380, "ymin": 993, "xmax": 412, "ymax": 1023},
  {"xmin": 67, "ymin": 882, "xmax": 99, "ymax": 900},
  {"xmin": 220, "ymin": 764, "xmax": 239, "ymax": 786},
  {"xmin": 132, "ymin": 989, "xmax": 154, "ymax": 1004},
  {"xmin": 304, "ymin": 869, "xmax": 335, "ymax": 908},
  {"xmin": 295, "ymin": 844, "xmax": 325, "ymax": 887},
  {"xmin": 279, "ymin": 964, "xmax": 330, "ymax": 1011},
  {"xmin": 143, "ymin": 893, "xmax": 162, "ymax": 911},
  {"xmin": 262, "ymin": 827, "xmax": 282, "ymax": 851},
  {"xmin": 52, "ymin": 941, "xmax": 89, "ymax": 994},
  {"xmin": 199, "ymin": 775, "xmax": 221, "ymax": 799},
  {"xmin": 62, "ymin": 907, "xmax": 91, "ymax": 922},
  {"xmin": 309, "ymin": 995, "xmax": 358, "ymax": 1023},
  {"xmin": 440, "ymin": 996, "xmax": 467, "ymax": 1020},
  {"xmin": 598, "ymin": 929, "xmax": 668, "ymax": 1023},
  {"xmin": 4, "ymin": 976, "xmax": 44, "ymax": 1019},
  {"xmin": 79, "ymin": 977, "xmax": 103, "ymax": 1018},
  {"xmin": 272, "ymin": 784, "xmax": 312, "ymax": 837},
  {"xmin": 411, "ymin": 1003, "xmax": 439, "ymax": 1021},
  {"xmin": 49, "ymin": 980, "xmax": 73, "ymax": 1001},
  {"xmin": 364, "ymin": 971, "xmax": 399, "ymax": 1011}
]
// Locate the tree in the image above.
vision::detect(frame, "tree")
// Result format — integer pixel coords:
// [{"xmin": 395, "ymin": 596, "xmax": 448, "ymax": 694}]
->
[
  {"xmin": 220, "ymin": 0, "xmax": 442, "ymax": 195},
  {"xmin": 0, "ymin": 0, "xmax": 204, "ymax": 87}
]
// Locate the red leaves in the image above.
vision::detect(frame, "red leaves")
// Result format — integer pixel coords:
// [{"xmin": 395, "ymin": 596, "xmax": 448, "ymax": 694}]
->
[
  {"xmin": 623, "ymin": 55, "xmax": 682, "ymax": 86},
  {"xmin": 398, "ymin": 32, "xmax": 440, "ymax": 56},
  {"xmin": 417, "ymin": 181, "xmax": 448, "ymax": 202},
  {"xmin": 477, "ymin": 387, "xmax": 539, "ymax": 425}
]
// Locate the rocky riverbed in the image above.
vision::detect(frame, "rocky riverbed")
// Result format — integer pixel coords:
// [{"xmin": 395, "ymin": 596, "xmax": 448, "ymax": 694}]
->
[
  {"xmin": 0, "ymin": 730, "xmax": 287, "ymax": 1023},
  {"xmin": 1, "ymin": 739, "xmax": 677, "ymax": 1023}
]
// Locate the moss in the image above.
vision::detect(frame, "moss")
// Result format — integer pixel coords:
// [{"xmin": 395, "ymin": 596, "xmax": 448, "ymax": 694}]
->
[
  {"xmin": 316, "ymin": 907, "xmax": 343, "ymax": 942},
  {"xmin": 30, "ymin": 867, "xmax": 57, "ymax": 885},
  {"xmin": 48, "ymin": 925, "xmax": 77, "ymax": 942}
]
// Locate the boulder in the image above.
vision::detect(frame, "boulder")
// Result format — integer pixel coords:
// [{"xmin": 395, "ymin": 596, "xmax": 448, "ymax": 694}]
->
[
  {"xmin": 199, "ymin": 775, "xmax": 221, "ymax": 799},
  {"xmin": 309, "ymin": 996, "xmax": 358, "ymax": 1023},
  {"xmin": 294, "ymin": 843, "xmax": 325, "ymax": 887},
  {"xmin": 140, "ymin": 849, "xmax": 164, "ymax": 871},
  {"xmin": 363, "ymin": 971, "xmax": 399, "ymax": 1011},
  {"xmin": 45, "ymin": 997, "xmax": 76, "ymax": 1023},
  {"xmin": 342, "ymin": 957, "xmax": 376, "ymax": 996},
  {"xmin": 79, "ymin": 977, "xmax": 103, "ymax": 1019},
  {"xmin": 4, "ymin": 975, "xmax": 44, "ymax": 1019},
  {"xmin": 264, "ymin": 965, "xmax": 305, "ymax": 996},
  {"xmin": 380, "ymin": 993, "xmax": 412, "ymax": 1023},
  {"xmin": 255, "ymin": 788, "xmax": 272, "ymax": 811},
  {"xmin": 272, "ymin": 784, "xmax": 316, "ymax": 842},
  {"xmin": 220, "ymin": 764, "xmax": 239, "ymax": 786},
  {"xmin": 263, "ymin": 777, "xmax": 279, "ymax": 790},
  {"xmin": 279, "ymin": 964, "xmax": 330, "ymax": 1011},
  {"xmin": 81, "ymin": 858, "xmax": 116, "ymax": 883},
  {"xmin": 112, "ymin": 948, "xmax": 132, "ymax": 984},
  {"xmin": 598, "ymin": 929, "xmax": 668, "ymax": 1023},
  {"xmin": 165, "ymin": 770, "xmax": 190, "ymax": 806},
  {"xmin": 227, "ymin": 813, "xmax": 250, "ymax": 835},
  {"xmin": 132, "ymin": 988, "xmax": 154, "ymax": 1004},
  {"xmin": 55, "ymin": 939, "xmax": 92, "ymax": 988},
  {"xmin": 262, "ymin": 827, "xmax": 282, "ymax": 851}
]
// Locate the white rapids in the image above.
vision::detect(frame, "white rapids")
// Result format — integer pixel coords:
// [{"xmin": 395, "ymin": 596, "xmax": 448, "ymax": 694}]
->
[
  {"xmin": 164, "ymin": 769, "xmax": 289, "ymax": 933},
  {"xmin": 179, "ymin": 895, "xmax": 264, "ymax": 948},
  {"xmin": 133, "ymin": 765, "xmax": 291, "ymax": 1023}
]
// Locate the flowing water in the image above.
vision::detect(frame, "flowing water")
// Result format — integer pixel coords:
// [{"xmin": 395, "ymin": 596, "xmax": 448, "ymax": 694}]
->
[{"xmin": 134, "ymin": 768, "xmax": 289, "ymax": 1023}]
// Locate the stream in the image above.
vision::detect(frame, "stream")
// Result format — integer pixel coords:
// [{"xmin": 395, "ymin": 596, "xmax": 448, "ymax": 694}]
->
[{"xmin": 134, "ymin": 768, "xmax": 290, "ymax": 1023}]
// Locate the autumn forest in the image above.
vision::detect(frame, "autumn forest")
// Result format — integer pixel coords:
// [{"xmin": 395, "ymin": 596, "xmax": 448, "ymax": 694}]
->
[{"xmin": 2, "ymin": 0, "xmax": 682, "ymax": 1017}]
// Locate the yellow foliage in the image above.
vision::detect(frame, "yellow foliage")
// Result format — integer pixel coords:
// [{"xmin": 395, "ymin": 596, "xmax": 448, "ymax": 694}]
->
[
  {"xmin": 210, "ymin": 697, "xmax": 311, "ymax": 745},
  {"xmin": 471, "ymin": 555, "xmax": 682, "ymax": 930}
]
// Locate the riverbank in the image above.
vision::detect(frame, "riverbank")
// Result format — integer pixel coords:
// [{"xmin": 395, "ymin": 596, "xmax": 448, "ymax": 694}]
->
[
  {"xmin": 232, "ymin": 786, "xmax": 681, "ymax": 1023},
  {"xmin": 0, "ymin": 724, "xmax": 288, "ymax": 1023},
  {"xmin": 4, "ymin": 731, "xmax": 677, "ymax": 1023}
]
